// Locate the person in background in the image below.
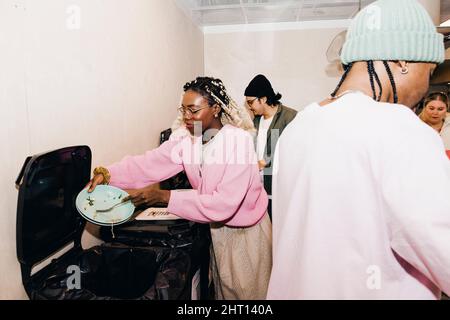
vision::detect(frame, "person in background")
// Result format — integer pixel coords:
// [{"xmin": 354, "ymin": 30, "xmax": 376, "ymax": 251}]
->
[
  {"xmin": 87, "ymin": 77, "xmax": 272, "ymax": 300},
  {"xmin": 419, "ymin": 91, "xmax": 450, "ymax": 150},
  {"xmin": 268, "ymin": 0, "xmax": 450, "ymax": 299},
  {"xmin": 244, "ymin": 74, "xmax": 297, "ymax": 218}
]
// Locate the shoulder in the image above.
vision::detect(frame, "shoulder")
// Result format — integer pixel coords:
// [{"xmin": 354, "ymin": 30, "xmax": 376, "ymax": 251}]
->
[
  {"xmin": 275, "ymin": 103, "xmax": 317, "ymax": 145},
  {"xmin": 221, "ymin": 125, "xmax": 256, "ymax": 148},
  {"xmin": 444, "ymin": 113, "xmax": 450, "ymax": 126},
  {"xmin": 223, "ymin": 124, "xmax": 254, "ymax": 137},
  {"xmin": 278, "ymin": 105, "xmax": 298, "ymax": 125},
  {"xmin": 169, "ymin": 127, "xmax": 191, "ymax": 141},
  {"xmin": 367, "ymin": 100, "xmax": 443, "ymax": 146},
  {"xmin": 369, "ymin": 102, "xmax": 448, "ymax": 160},
  {"xmin": 282, "ymin": 102, "xmax": 317, "ymax": 125},
  {"xmin": 280, "ymin": 105, "xmax": 298, "ymax": 117},
  {"xmin": 440, "ymin": 114, "xmax": 450, "ymax": 145},
  {"xmin": 379, "ymin": 102, "xmax": 431, "ymax": 132},
  {"xmin": 219, "ymin": 125, "xmax": 257, "ymax": 163},
  {"xmin": 341, "ymin": 94, "xmax": 434, "ymax": 136}
]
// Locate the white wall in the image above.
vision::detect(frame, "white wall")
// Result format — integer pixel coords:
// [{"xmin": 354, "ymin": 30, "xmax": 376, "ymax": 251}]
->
[
  {"xmin": 0, "ymin": 0, "xmax": 203, "ymax": 299},
  {"xmin": 204, "ymin": 25, "xmax": 347, "ymax": 111},
  {"xmin": 417, "ymin": 0, "xmax": 440, "ymax": 25}
]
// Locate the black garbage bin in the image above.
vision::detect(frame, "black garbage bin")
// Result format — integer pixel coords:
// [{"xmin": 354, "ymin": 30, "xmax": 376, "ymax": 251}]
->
[
  {"xmin": 99, "ymin": 217, "xmax": 211, "ymax": 300},
  {"xmin": 16, "ymin": 145, "xmax": 210, "ymax": 300}
]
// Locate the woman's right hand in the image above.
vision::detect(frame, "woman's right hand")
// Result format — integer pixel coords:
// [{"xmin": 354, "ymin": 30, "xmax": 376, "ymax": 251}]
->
[
  {"xmin": 85, "ymin": 174, "xmax": 105, "ymax": 193},
  {"xmin": 258, "ymin": 159, "xmax": 267, "ymax": 171}
]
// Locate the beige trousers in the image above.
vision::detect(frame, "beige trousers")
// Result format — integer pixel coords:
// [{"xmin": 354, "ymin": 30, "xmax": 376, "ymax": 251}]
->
[{"xmin": 209, "ymin": 213, "xmax": 272, "ymax": 300}]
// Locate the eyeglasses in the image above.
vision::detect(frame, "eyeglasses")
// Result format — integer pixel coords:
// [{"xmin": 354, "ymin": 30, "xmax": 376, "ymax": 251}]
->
[
  {"xmin": 178, "ymin": 105, "xmax": 210, "ymax": 117},
  {"xmin": 246, "ymin": 98, "xmax": 258, "ymax": 107}
]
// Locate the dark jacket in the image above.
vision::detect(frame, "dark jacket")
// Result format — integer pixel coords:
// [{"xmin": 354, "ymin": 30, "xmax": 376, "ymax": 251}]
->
[{"xmin": 254, "ymin": 104, "xmax": 297, "ymax": 195}]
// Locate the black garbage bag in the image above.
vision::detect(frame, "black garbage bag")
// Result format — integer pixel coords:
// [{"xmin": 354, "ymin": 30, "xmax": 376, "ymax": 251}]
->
[{"xmin": 29, "ymin": 243, "xmax": 192, "ymax": 300}]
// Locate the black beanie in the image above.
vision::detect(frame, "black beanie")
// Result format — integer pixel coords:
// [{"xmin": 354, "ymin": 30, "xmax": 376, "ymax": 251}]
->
[{"xmin": 244, "ymin": 74, "xmax": 282, "ymax": 105}]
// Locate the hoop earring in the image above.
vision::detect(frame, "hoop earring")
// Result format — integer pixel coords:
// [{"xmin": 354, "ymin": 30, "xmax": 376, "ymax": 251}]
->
[{"xmin": 401, "ymin": 67, "xmax": 409, "ymax": 75}]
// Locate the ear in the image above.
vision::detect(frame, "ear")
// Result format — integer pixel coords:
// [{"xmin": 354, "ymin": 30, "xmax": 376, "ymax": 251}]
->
[
  {"xmin": 213, "ymin": 104, "xmax": 221, "ymax": 116},
  {"xmin": 260, "ymin": 97, "xmax": 267, "ymax": 104}
]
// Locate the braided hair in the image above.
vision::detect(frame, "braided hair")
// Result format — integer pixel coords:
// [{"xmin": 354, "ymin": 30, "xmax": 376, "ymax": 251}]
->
[
  {"xmin": 382, "ymin": 61, "xmax": 398, "ymax": 104},
  {"xmin": 330, "ymin": 63, "xmax": 353, "ymax": 98},
  {"xmin": 172, "ymin": 77, "xmax": 255, "ymax": 133},
  {"xmin": 330, "ymin": 61, "xmax": 398, "ymax": 104},
  {"xmin": 371, "ymin": 61, "xmax": 383, "ymax": 102},
  {"xmin": 183, "ymin": 77, "xmax": 229, "ymax": 110}
]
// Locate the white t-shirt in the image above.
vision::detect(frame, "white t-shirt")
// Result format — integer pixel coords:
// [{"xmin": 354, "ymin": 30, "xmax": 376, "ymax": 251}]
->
[
  {"xmin": 257, "ymin": 116, "xmax": 274, "ymax": 161},
  {"xmin": 268, "ymin": 92, "xmax": 450, "ymax": 299}
]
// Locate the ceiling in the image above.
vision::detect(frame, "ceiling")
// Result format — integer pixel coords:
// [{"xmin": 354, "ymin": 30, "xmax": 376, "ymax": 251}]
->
[
  {"xmin": 175, "ymin": 0, "xmax": 450, "ymax": 27},
  {"xmin": 175, "ymin": 0, "xmax": 377, "ymax": 26}
]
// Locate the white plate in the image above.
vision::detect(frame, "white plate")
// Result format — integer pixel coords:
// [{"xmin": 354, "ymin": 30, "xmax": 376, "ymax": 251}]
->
[{"xmin": 76, "ymin": 185, "xmax": 135, "ymax": 226}]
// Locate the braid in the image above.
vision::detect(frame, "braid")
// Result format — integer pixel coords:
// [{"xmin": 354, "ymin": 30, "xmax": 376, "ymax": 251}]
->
[
  {"xmin": 372, "ymin": 64, "xmax": 383, "ymax": 102},
  {"xmin": 367, "ymin": 61, "xmax": 383, "ymax": 101},
  {"xmin": 183, "ymin": 77, "xmax": 229, "ymax": 107},
  {"xmin": 331, "ymin": 63, "xmax": 353, "ymax": 98},
  {"xmin": 179, "ymin": 76, "xmax": 255, "ymax": 133},
  {"xmin": 367, "ymin": 61, "xmax": 377, "ymax": 100},
  {"xmin": 382, "ymin": 61, "xmax": 398, "ymax": 104}
]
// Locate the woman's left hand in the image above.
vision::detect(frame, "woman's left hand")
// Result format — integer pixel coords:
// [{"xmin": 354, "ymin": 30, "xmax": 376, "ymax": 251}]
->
[{"xmin": 125, "ymin": 184, "xmax": 170, "ymax": 207}]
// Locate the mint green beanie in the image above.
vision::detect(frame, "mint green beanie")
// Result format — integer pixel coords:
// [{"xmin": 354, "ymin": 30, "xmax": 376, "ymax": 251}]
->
[{"xmin": 341, "ymin": 0, "xmax": 445, "ymax": 65}]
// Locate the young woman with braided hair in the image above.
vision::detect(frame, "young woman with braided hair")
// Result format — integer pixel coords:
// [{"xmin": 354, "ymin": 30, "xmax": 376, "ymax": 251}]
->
[
  {"xmin": 269, "ymin": 0, "xmax": 450, "ymax": 299},
  {"xmin": 87, "ymin": 76, "xmax": 272, "ymax": 300}
]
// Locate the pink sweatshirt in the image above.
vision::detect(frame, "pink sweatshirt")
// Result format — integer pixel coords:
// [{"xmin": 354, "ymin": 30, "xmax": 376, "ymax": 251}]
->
[{"xmin": 107, "ymin": 124, "xmax": 268, "ymax": 227}]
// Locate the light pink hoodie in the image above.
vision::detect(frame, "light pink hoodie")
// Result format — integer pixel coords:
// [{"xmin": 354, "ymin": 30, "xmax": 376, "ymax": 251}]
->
[{"xmin": 107, "ymin": 124, "xmax": 268, "ymax": 227}]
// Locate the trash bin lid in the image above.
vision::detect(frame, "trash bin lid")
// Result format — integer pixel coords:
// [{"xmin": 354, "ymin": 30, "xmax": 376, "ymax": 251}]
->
[{"xmin": 16, "ymin": 146, "xmax": 91, "ymax": 268}]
